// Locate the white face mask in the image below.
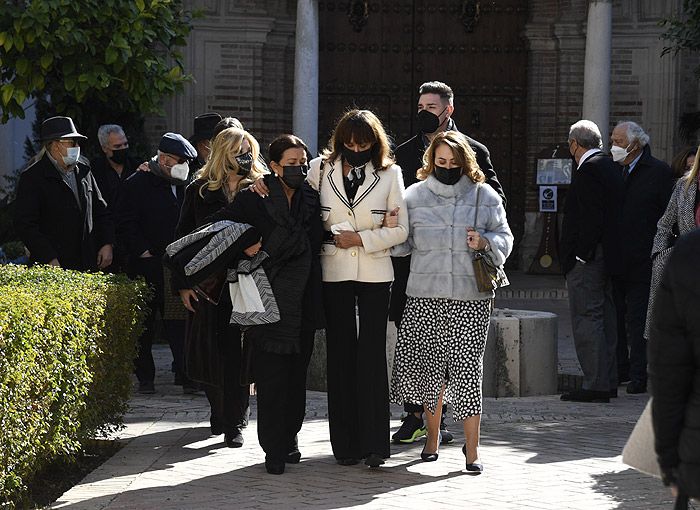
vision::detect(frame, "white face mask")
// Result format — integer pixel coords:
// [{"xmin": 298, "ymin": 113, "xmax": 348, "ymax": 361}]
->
[
  {"xmin": 62, "ymin": 146, "xmax": 80, "ymax": 166},
  {"xmin": 170, "ymin": 161, "xmax": 189, "ymax": 180},
  {"xmin": 610, "ymin": 144, "xmax": 631, "ymax": 163}
]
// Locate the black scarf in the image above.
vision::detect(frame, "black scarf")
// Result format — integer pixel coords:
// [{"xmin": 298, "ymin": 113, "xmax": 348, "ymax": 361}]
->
[{"xmin": 343, "ymin": 165, "xmax": 366, "ymax": 205}]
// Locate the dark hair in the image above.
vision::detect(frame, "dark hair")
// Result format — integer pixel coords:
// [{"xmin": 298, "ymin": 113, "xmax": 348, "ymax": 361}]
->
[
  {"xmin": 670, "ymin": 146, "xmax": 698, "ymax": 179},
  {"xmin": 212, "ymin": 117, "xmax": 244, "ymax": 140},
  {"xmin": 321, "ymin": 109, "xmax": 394, "ymax": 170},
  {"xmin": 418, "ymin": 81, "xmax": 454, "ymax": 104},
  {"xmin": 268, "ymin": 134, "xmax": 309, "ymax": 163}
]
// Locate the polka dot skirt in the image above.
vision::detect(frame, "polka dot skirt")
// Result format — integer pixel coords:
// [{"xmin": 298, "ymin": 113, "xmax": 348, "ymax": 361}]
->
[{"xmin": 391, "ymin": 297, "xmax": 492, "ymax": 421}]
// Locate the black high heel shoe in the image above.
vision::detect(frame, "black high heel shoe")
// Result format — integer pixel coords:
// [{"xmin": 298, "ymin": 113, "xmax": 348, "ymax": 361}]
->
[
  {"xmin": 421, "ymin": 433, "xmax": 441, "ymax": 462},
  {"xmin": 462, "ymin": 444, "xmax": 483, "ymax": 474}
]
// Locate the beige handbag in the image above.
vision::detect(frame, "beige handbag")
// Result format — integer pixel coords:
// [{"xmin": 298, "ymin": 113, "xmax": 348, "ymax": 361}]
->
[{"xmin": 622, "ymin": 398, "xmax": 661, "ymax": 478}]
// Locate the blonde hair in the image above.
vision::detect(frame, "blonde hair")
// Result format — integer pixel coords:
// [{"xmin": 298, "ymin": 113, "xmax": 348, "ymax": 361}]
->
[
  {"xmin": 196, "ymin": 128, "xmax": 265, "ymax": 197},
  {"xmin": 417, "ymin": 131, "xmax": 484, "ymax": 183},
  {"xmin": 684, "ymin": 146, "xmax": 700, "ymax": 191},
  {"xmin": 321, "ymin": 109, "xmax": 395, "ymax": 170}
]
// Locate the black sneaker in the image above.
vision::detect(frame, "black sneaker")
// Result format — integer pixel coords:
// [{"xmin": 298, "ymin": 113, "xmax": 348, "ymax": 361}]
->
[
  {"xmin": 392, "ymin": 414, "xmax": 426, "ymax": 444},
  {"xmin": 440, "ymin": 420, "xmax": 454, "ymax": 444}
]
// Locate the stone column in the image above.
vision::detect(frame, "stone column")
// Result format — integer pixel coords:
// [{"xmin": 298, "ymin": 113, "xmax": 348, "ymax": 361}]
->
[
  {"xmin": 582, "ymin": 0, "xmax": 613, "ymax": 147},
  {"xmin": 293, "ymin": 0, "xmax": 319, "ymax": 156}
]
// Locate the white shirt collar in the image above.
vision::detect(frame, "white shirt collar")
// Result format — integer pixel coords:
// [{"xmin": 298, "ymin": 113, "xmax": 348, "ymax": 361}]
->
[{"xmin": 578, "ymin": 148, "xmax": 601, "ymax": 168}]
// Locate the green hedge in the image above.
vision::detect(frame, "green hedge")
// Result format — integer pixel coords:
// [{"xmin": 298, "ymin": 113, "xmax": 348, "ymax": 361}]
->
[{"xmin": 0, "ymin": 265, "xmax": 150, "ymax": 506}]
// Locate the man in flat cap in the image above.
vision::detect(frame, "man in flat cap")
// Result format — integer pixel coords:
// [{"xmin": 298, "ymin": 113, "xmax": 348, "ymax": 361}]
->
[
  {"xmin": 14, "ymin": 116, "xmax": 114, "ymax": 271},
  {"xmin": 189, "ymin": 112, "xmax": 223, "ymax": 177},
  {"xmin": 116, "ymin": 132, "xmax": 197, "ymax": 394}
]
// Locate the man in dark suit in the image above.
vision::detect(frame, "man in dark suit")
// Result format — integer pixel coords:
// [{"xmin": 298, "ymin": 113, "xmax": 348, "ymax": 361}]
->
[
  {"xmin": 14, "ymin": 116, "xmax": 114, "ymax": 271},
  {"xmin": 116, "ymin": 132, "xmax": 197, "ymax": 394},
  {"xmin": 559, "ymin": 120, "xmax": 624, "ymax": 403},
  {"xmin": 188, "ymin": 112, "xmax": 222, "ymax": 178},
  {"xmin": 390, "ymin": 81, "xmax": 506, "ymax": 443},
  {"xmin": 610, "ymin": 121, "xmax": 674, "ymax": 394},
  {"xmin": 91, "ymin": 124, "xmax": 141, "ymax": 272}
]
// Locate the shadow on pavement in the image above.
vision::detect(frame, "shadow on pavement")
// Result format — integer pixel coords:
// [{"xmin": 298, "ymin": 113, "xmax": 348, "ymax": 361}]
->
[
  {"xmin": 56, "ymin": 424, "xmax": 469, "ymax": 509},
  {"xmin": 589, "ymin": 469, "xmax": 673, "ymax": 508}
]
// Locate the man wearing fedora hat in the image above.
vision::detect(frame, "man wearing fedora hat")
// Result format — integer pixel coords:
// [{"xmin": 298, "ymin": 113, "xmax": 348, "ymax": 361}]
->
[
  {"xmin": 189, "ymin": 112, "xmax": 223, "ymax": 177},
  {"xmin": 14, "ymin": 116, "xmax": 114, "ymax": 271},
  {"xmin": 116, "ymin": 132, "xmax": 197, "ymax": 394}
]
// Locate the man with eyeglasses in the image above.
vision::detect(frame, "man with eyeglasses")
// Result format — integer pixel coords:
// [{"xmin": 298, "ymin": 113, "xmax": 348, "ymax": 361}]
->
[
  {"xmin": 116, "ymin": 132, "xmax": 197, "ymax": 394},
  {"xmin": 14, "ymin": 116, "xmax": 114, "ymax": 271}
]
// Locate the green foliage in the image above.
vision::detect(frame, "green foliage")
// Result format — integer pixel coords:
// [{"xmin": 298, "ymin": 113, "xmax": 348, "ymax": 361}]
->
[
  {"xmin": 0, "ymin": 0, "xmax": 198, "ymax": 122},
  {"xmin": 0, "ymin": 265, "xmax": 150, "ymax": 506},
  {"xmin": 661, "ymin": 1, "xmax": 700, "ymax": 60}
]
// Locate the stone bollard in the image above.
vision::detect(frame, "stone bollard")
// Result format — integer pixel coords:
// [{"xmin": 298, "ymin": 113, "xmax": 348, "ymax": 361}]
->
[
  {"xmin": 307, "ymin": 308, "xmax": 558, "ymax": 397},
  {"xmin": 482, "ymin": 308, "xmax": 558, "ymax": 397}
]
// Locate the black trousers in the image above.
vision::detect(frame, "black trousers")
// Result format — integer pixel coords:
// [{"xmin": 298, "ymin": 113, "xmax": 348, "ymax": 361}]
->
[
  {"xmin": 614, "ymin": 279, "xmax": 650, "ymax": 385},
  {"xmin": 324, "ymin": 281, "xmax": 391, "ymax": 460},
  {"xmin": 255, "ymin": 329, "xmax": 315, "ymax": 461},
  {"xmin": 129, "ymin": 257, "xmax": 164, "ymax": 384},
  {"xmin": 203, "ymin": 320, "xmax": 250, "ymax": 435},
  {"xmin": 612, "ymin": 280, "xmax": 630, "ymax": 382}
]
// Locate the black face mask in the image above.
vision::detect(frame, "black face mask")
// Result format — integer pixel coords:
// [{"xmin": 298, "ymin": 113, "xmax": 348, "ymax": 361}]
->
[
  {"xmin": 235, "ymin": 152, "xmax": 253, "ymax": 176},
  {"xmin": 279, "ymin": 164, "xmax": 308, "ymax": 190},
  {"xmin": 433, "ymin": 165, "xmax": 462, "ymax": 185},
  {"xmin": 416, "ymin": 107, "xmax": 448, "ymax": 134},
  {"xmin": 109, "ymin": 147, "xmax": 129, "ymax": 165},
  {"xmin": 342, "ymin": 146, "xmax": 373, "ymax": 167}
]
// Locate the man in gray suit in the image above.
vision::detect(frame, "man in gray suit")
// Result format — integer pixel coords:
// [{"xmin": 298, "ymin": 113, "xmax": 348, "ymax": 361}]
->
[{"xmin": 559, "ymin": 120, "xmax": 625, "ymax": 403}]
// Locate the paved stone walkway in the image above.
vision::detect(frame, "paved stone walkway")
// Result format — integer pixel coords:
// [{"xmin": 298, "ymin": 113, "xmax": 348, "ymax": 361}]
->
[
  {"xmin": 53, "ymin": 272, "xmax": 672, "ymax": 509},
  {"xmin": 53, "ymin": 352, "xmax": 670, "ymax": 509}
]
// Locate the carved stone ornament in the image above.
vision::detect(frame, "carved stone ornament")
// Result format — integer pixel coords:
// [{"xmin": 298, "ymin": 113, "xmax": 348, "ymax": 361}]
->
[
  {"xmin": 348, "ymin": 0, "xmax": 369, "ymax": 32},
  {"xmin": 461, "ymin": 0, "xmax": 481, "ymax": 33}
]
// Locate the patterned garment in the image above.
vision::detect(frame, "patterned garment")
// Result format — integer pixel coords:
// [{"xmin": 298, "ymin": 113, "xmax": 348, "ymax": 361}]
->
[{"xmin": 391, "ymin": 296, "xmax": 492, "ymax": 421}]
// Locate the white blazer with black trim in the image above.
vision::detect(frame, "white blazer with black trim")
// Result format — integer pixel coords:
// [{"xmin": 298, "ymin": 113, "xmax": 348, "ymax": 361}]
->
[{"xmin": 307, "ymin": 156, "xmax": 408, "ymax": 283}]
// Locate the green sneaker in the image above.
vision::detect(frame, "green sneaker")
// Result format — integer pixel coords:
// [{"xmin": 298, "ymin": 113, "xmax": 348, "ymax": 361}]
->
[{"xmin": 392, "ymin": 414, "xmax": 427, "ymax": 444}]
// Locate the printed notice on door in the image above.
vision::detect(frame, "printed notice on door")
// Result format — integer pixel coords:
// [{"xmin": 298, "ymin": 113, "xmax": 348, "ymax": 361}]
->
[{"xmin": 536, "ymin": 159, "xmax": 572, "ymax": 185}]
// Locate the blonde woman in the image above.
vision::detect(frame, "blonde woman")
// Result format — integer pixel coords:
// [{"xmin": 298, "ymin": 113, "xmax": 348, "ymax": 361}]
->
[
  {"xmin": 390, "ymin": 131, "xmax": 513, "ymax": 473},
  {"xmin": 174, "ymin": 128, "xmax": 266, "ymax": 448},
  {"xmin": 646, "ymin": 146, "xmax": 700, "ymax": 338}
]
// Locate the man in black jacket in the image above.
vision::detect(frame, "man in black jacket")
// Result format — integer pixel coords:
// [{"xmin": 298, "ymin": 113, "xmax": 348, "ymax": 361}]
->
[
  {"xmin": 116, "ymin": 132, "xmax": 197, "ymax": 393},
  {"xmin": 559, "ymin": 120, "xmax": 625, "ymax": 403},
  {"xmin": 91, "ymin": 124, "xmax": 141, "ymax": 272},
  {"xmin": 649, "ymin": 229, "xmax": 700, "ymax": 505},
  {"xmin": 188, "ymin": 112, "xmax": 222, "ymax": 178},
  {"xmin": 390, "ymin": 81, "xmax": 506, "ymax": 443},
  {"xmin": 611, "ymin": 121, "xmax": 674, "ymax": 394},
  {"xmin": 14, "ymin": 116, "xmax": 114, "ymax": 271}
]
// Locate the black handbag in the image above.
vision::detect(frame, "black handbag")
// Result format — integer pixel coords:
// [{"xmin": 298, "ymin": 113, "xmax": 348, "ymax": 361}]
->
[{"xmin": 471, "ymin": 184, "xmax": 510, "ymax": 292}]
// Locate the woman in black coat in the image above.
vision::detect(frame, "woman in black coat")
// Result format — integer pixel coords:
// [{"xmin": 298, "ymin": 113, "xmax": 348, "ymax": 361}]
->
[
  {"xmin": 174, "ymin": 127, "xmax": 266, "ymax": 448},
  {"xmin": 209, "ymin": 134, "xmax": 323, "ymax": 475},
  {"xmin": 649, "ymin": 229, "xmax": 700, "ymax": 506}
]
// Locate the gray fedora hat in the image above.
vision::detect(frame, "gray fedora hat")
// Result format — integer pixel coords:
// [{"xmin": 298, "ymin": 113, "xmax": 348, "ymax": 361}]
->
[{"xmin": 39, "ymin": 116, "xmax": 87, "ymax": 142}]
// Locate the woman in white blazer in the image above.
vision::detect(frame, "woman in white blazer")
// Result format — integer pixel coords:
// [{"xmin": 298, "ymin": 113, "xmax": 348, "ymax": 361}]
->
[{"xmin": 306, "ymin": 109, "xmax": 408, "ymax": 468}]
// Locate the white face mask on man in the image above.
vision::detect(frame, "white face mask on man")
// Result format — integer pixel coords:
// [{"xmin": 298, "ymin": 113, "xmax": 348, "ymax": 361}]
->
[
  {"xmin": 62, "ymin": 146, "xmax": 81, "ymax": 166},
  {"xmin": 170, "ymin": 162, "xmax": 189, "ymax": 180},
  {"xmin": 610, "ymin": 144, "xmax": 632, "ymax": 163}
]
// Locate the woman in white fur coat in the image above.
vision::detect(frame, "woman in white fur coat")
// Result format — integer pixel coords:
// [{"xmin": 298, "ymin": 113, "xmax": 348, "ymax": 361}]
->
[{"xmin": 391, "ymin": 130, "xmax": 513, "ymax": 473}]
